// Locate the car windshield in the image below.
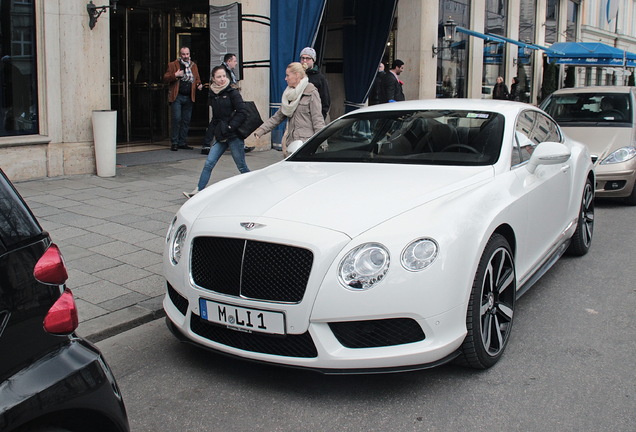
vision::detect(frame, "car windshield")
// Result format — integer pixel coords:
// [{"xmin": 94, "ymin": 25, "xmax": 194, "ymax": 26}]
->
[
  {"xmin": 288, "ymin": 110, "xmax": 505, "ymax": 166},
  {"xmin": 541, "ymin": 93, "xmax": 633, "ymax": 125}
]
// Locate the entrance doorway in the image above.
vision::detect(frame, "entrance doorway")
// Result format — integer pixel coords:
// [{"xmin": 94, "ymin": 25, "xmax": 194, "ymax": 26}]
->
[{"xmin": 111, "ymin": 7, "xmax": 169, "ymax": 143}]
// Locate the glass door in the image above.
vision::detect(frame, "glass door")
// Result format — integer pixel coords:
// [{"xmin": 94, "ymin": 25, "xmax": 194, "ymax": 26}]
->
[{"xmin": 111, "ymin": 7, "xmax": 168, "ymax": 143}]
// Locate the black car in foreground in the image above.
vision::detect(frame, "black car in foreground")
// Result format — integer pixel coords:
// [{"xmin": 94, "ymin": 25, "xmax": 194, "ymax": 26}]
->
[{"xmin": 0, "ymin": 169, "xmax": 129, "ymax": 432}]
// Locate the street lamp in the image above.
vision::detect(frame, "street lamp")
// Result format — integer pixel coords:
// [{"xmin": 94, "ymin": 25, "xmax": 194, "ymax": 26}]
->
[
  {"xmin": 432, "ymin": 18, "xmax": 458, "ymax": 57},
  {"xmin": 87, "ymin": 0, "xmax": 118, "ymax": 30}
]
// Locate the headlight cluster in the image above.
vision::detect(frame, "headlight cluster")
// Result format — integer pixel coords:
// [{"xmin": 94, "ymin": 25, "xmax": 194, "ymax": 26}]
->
[
  {"xmin": 338, "ymin": 238, "xmax": 439, "ymax": 290},
  {"xmin": 601, "ymin": 146, "xmax": 636, "ymax": 165},
  {"xmin": 170, "ymin": 224, "xmax": 188, "ymax": 265}
]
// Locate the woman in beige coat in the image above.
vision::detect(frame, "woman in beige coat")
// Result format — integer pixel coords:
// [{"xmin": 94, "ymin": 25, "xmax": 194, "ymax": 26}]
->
[{"xmin": 254, "ymin": 62, "xmax": 325, "ymax": 157}]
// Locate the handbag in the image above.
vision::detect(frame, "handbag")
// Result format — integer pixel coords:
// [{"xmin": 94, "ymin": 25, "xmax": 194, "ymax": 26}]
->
[{"xmin": 236, "ymin": 101, "xmax": 263, "ymax": 139}]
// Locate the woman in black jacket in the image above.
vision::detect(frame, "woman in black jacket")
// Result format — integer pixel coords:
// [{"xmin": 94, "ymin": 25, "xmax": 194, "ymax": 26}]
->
[{"xmin": 184, "ymin": 65, "xmax": 249, "ymax": 198}]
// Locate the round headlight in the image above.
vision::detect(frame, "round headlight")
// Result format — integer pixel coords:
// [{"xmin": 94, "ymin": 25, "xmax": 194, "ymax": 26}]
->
[
  {"xmin": 170, "ymin": 225, "xmax": 187, "ymax": 265},
  {"xmin": 338, "ymin": 243, "xmax": 390, "ymax": 290},
  {"xmin": 166, "ymin": 216, "xmax": 177, "ymax": 243},
  {"xmin": 401, "ymin": 238, "xmax": 438, "ymax": 271},
  {"xmin": 601, "ymin": 146, "xmax": 636, "ymax": 164}
]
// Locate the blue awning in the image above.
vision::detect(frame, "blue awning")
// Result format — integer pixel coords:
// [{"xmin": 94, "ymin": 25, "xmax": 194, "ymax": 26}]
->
[
  {"xmin": 484, "ymin": 33, "xmax": 561, "ymax": 54},
  {"xmin": 456, "ymin": 27, "xmax": 507, "ymax": 43},
  {"xmin": 546, "ymin": 42, "xmax": 636, "ymax": 67}
]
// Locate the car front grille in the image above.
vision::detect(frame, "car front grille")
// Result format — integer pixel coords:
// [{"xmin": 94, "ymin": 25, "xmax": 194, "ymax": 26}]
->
[
  {"xmin": 167, "ymin": 282, "xmax": 189, "ymax": 316},
  {"xmin": 191, "ymin": 237, "xmax": 313, "ymax": 303},
  {"xmin": 190, "ymin": 313, "xmax": 318, "ymax": 358},
  {"xmin": 329, "ymin": 318, "xmax": 426, "ymax": 348}
]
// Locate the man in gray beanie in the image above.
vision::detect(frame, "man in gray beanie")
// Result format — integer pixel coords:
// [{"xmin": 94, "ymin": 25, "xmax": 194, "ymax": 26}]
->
[{"xmin": 299, "ymin": 47, "xmax": 330, "ymax": 119}]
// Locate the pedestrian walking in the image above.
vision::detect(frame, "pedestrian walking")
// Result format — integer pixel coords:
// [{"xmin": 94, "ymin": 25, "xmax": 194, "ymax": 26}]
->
[
  {"xmin": 509, "ymin": 77, "xmax": 521, "ymax": 101},
  {"xmin": 163, "ymin": 46, "xmax": 203, "ymax": 151},
  {"xmin": 254, "ymin": 62, "xmax": 325, "ymax": 158},
  {"xmin": 299, "ymin": 47, "xmax": 330, "ymax": 119},
  {"xmin": 368, "ymin": 62, "xmax": 387, "ymax": 105},
  {"xmin": 183, "ymin": 65, "xmax": 249, "ymax": 198},
  {"xmin": 493, "ymin": 76, "xmax": 509, "ymax": 100},
  {"xmin": 385, "ymin": 59, "xmax": 405, "ymax": 102}
]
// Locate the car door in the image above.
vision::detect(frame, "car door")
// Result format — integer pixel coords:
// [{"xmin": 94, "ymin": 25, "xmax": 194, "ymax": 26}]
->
[{"xmin": 511, "ymin": 110, "xmax": 573, "ymax": 280}]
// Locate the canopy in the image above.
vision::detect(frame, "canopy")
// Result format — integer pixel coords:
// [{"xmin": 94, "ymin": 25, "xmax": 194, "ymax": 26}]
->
[{"xmin": 546, "ymin": 42, "xmax": 636, "ymax": 67}]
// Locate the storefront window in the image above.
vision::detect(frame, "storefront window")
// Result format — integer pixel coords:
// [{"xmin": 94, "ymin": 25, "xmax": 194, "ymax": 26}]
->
[
  {"xmin": 437, "ymin": 0, "xmax": 470, "ymax": 99},
  {"xmin": 518, "ymin": 0, "xmax": 536, "ymax": 103},
  {"xmin": 483, "ymin": 0, "xmax": 507, "ymax": 97},
  {"xmin": 545, "ymin": 0, "xmax": 558, "ymax": 44},
  {"xmin": 0, "ymin": 0, "xmax": 38, "ymax": 137}
]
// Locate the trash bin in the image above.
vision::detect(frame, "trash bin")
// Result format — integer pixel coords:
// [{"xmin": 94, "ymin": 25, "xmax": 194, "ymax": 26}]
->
[{"xmin": 92, "ymin": 110, "xmax": 117, "ymax": 177}]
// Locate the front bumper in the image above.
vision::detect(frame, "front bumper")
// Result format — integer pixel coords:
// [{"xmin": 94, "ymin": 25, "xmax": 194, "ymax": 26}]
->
[{"xmin": 594, "ymin": 164, "xmax": 636, "ymax": 199}]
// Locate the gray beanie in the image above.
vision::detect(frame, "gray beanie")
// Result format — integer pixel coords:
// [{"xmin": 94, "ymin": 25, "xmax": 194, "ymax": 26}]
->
[{"xmin": 300, "ymin": 47, "xmax": 316, "ymax": 61}]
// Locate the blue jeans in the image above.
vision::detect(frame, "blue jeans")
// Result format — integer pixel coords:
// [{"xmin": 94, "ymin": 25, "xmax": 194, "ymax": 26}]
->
[
  {"xmin": 197, "ymin": 136, "xmax": 250, "ymax": 191},
  {"xmin": 171, "ymin": 93, "xmax": 194, "ymax": 146}
]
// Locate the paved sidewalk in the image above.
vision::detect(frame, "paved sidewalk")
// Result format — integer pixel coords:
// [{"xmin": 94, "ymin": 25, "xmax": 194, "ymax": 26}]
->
[{"xmin": 14, "ymin": 148, "xmax": 282, "ymax": 342}]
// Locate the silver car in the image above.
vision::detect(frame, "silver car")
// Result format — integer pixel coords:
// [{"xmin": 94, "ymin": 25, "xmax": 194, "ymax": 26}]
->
[{"xmin": 540, "ymin": 86, "xmax": 636, "ymax": 205}]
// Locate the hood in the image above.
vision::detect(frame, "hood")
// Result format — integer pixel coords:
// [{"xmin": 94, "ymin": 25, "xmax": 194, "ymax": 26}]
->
[
  {"xmin": 186, "ymin": 162, "xmax": 493, "ymax": 238},
  {"xmin": 561, "ymin": 126, "xmax": 633, "ymax": 160}
]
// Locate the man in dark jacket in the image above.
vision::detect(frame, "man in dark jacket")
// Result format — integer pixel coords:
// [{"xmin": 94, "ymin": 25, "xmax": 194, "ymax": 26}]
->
[
  {"xmin": 385, "ymin": 59, "xmax": 405, "ymax": 102},
  {"xmin": 163, "ymin": 46, "xmax": 203, "ymax": 151},
  {"xmin": 368, "ymin": 62, "xmax": 387, "ymax": 105},
  {"xmin": 299, "ymin": 47, "xmax": 330, "ymax": 119}
]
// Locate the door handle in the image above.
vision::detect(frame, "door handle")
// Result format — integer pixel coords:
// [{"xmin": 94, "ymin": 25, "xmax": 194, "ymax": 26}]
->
[{"xmin": 561, "ymin": 165, "xmax": 570, "ymax": 173}]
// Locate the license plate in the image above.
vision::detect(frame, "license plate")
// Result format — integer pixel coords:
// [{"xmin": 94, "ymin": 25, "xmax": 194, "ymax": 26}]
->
[{"xmin": 199, "ymin": 299, "xmax": 286, "ymax": 335}]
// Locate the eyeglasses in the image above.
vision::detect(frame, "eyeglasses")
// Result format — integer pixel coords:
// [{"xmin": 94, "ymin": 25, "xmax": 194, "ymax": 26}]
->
[{"xmin": 300, "ymin": 56, "xmax": 313, "ymax": 61}]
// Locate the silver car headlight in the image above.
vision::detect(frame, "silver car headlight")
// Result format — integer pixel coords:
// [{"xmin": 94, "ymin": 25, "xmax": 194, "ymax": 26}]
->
[
  {"xmin": 338, "ymin": 243, "xmax": 390, "ymax": 290},
  {"xmin": 170, "ymin": 225, "xmax": 188, "ymax": 265},
  {"xmin": 600, "ymin": 146, "xmax": 636, "ymax": 164},
  {"xmin": 401, "ymin": 238, "xmax": 439, "ymax": 271},
  {"xmin": 166, "ymin": 216, "xmax": 177, "ymax": 243}
]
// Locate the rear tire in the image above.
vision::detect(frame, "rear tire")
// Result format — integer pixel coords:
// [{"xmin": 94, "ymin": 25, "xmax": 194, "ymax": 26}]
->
[
  {"xmin": 459, "ymin": 233, "xmax": 516, "ymax": 369},
  {"xmin": 567, "ymin": 178, "xmax": 594, "ymax": 256}
]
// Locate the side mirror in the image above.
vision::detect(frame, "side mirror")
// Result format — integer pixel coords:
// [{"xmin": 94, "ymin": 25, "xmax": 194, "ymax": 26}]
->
[
  {"xmin": 526, "ymin": 141, "xmax": 571, "ymax": 174},
  {"xmin": 286, "ymin": 140, "xmax": 304, "ymax": 157}
]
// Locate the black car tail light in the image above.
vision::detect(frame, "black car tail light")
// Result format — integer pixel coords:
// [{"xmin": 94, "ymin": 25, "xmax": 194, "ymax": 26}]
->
[
  {"xmin": 43, "ymin": 288, "xmax": 79, "ymax": 334},
  {"xmin": 33, "ymin": 243, "xmax": 68, "ymax": 285}
]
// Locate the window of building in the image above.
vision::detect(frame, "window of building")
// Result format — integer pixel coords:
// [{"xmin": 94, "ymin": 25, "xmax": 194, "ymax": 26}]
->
[
  {"xmin": 483, "ymin": 0, "xmax": 507, "ymax": 95},
  {"xmin": 545, "ymin": 0, "xmax": 558, "ymax": 44},
  {"xmin": 0, "ymin": 0, "xmax": 39, "ymax": 137},
  {"xmin": 437, "ymin": 0, "xmax": 470, "ymax": 99},
  {"xmin": 518, "ymin": 0, "xmax": 536, "ymax": 103},
  {"xmin": 566, "ymin": 0, "xmax": 579, "ymax": 42}
]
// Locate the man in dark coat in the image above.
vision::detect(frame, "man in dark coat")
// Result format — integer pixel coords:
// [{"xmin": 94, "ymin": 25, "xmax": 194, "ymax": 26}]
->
[
  {"xmin": 385, "ymin": 59, "xmax": 405, "ymax": 102},
  {"xmin": 299, "ymin": 47, "xmax": 330, "ymax": 119},
  {"xmin": 368, "ymin": 62, "xmax": 387, "ymax": 105}
]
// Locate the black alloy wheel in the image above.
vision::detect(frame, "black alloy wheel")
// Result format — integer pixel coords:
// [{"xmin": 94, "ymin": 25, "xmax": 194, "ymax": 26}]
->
[
  {"xmin": 459, "ymin": 233, "xmax": 516, "ymax": 369},
  {"xmin": 567, "ymin": 178, "xmax": 594, "ymax": 255}
]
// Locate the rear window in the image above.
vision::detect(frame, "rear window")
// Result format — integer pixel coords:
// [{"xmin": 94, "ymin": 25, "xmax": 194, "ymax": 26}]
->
[
  {"xmin": 541, "ymin": 92, "xmax": 632, "ymax": 125},
  {"xmin": 0, "ymin": 171, "xmax": 42, "ymax": 252}
]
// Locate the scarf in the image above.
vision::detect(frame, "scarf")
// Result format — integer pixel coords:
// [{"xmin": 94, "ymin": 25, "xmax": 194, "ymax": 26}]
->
[
  {"xmin": 180, "ymin": 59, "xmax": 193, "ymax": 82},
  {"xmin": 211, "ymin": 81, "xmax": 229, "ymax": 94},
  {"xmin": 281, "ymin": 77, "xmax": 309, "ymax": 117}
]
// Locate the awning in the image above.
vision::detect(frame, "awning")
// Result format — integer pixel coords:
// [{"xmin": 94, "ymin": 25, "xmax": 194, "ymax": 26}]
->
[
  {"xmin": 456, "ymin": 27, "xmax": 560, "ymax": 55},
  {"xmin": 456, "ymin": 27, "xmax": 507, "ymax": 44},
  {"xmin": 546, "ymin": 42, "xmax": 636, "ymax": 67}
]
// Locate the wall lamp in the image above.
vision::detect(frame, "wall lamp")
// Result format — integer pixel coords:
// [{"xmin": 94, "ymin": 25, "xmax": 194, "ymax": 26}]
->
[
  {"xmin": 87, "ymin": 0, "xmax": 118, "ymax": 30},
  {"xmin": 432, "ymin": 18, "xmax": 458, "ymax": 57}
]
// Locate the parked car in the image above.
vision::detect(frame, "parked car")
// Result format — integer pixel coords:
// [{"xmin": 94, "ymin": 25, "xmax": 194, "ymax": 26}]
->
[
  {"xmin": 0, "ymin": 169, "xmax": 129, "ymax": 432},
  {"xmin": 163, "ymin": 99, "xmax": 595, "ymax": 373},
  {"xmin": 540, "ymin": 86, "xmax": 636, "ymax": 205}
]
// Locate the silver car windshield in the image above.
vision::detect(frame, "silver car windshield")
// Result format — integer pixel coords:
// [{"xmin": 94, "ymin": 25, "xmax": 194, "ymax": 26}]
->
[
  {"xmin": 289, "ymin": 110, "xmax": 504, "ymax": 166},
  {"xmin": 541, "ymin": 93, "xmax": 633, "ymax": 125}
]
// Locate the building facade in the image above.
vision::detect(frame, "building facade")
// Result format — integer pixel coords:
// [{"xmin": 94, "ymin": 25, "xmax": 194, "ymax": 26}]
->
[{"xmin": 1, "ymin": 0, "xmax": 634, "ymax": 181}]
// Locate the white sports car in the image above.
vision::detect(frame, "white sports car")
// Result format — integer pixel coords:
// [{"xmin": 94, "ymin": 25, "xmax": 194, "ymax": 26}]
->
[{"xmin": 163, "ymin": 99, "xmax": 595, "ymax": 373}]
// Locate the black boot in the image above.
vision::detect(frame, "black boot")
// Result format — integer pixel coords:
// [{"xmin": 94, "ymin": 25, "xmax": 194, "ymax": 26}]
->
[{"xmin": 171, "ymin": 144, "xmax": 178, "ymax": 151}]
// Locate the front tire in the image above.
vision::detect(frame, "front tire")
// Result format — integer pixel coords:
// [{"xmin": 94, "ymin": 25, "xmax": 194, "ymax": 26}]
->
[
  {"xmin": 459, "ymin": 234, "xmax": 516, "ymax": 369},
  {"xmin": 624, "ymin": 180, "xmax": 636, "ymax": 206},
  {"xmin": 567, "ymin": 178, "xmax": 594, "ymax": 256}
]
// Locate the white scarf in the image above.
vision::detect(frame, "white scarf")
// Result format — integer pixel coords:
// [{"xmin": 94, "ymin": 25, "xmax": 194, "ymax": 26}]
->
[
  {"xmin": 281, "ymin": 77, "xmax": 309, "ymax": 117},
  {"xmin": 180, "ymin": 59, "xmax": 193, "ymax": 82}
]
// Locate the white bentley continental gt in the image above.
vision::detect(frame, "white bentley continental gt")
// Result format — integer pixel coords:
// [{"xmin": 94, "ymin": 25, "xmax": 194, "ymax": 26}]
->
[{"xmin": 163, "ymin": 99, "xmax": 595, "ymax": 373}]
